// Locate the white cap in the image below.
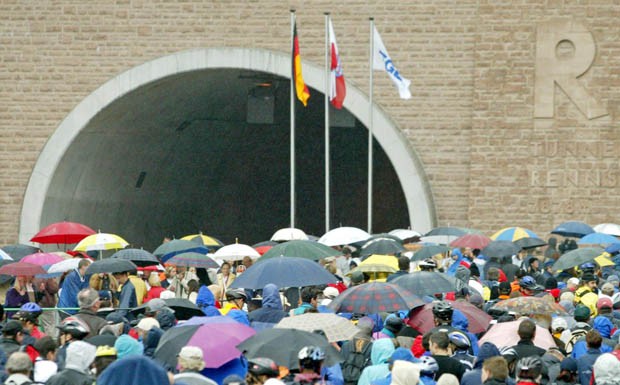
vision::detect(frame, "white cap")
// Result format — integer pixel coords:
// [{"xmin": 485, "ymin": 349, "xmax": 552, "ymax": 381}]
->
[{"xmin": 136, "ymin": 317, "xmax": 160, "ymax": 331}]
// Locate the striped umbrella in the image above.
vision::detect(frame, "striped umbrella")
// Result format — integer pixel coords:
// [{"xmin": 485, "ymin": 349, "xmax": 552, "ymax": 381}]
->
[
  {"xmin": 490, "ymin": 227, "xmax": 539, "ymax": 242},
  {"xmin": 111, "ymin": 248, "xmax": 160, "ymax": 267},
  {"xmin": 73, "ymin": 233, "xmax": 129, "ymax": 252},
  {"xmin": 181, "ymin": 233, "xmax": 224, "ymax": 248}
]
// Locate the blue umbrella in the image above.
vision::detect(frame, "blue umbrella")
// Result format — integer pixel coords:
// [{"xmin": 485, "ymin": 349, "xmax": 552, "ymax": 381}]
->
[
  {"xmin": 551, "ymin": 221, "xmax": 595, "ymax": 238},
  {"xmin": 605, "ymin": 243, "xmax": 620, "ymax": 255},
  {"xmin": 577, "ymin": 233, "xmax": 620, "ymax": 245},
  {"xmin": 230, "ymin": 256, "xmax": 337, "ymax": 289},
  {"xmin": 152, "ymin": 239, "xmax": 209, "ymax": 263}
]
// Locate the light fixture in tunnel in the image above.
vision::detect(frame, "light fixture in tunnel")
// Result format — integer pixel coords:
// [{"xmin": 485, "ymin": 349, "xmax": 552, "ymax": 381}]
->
[{"xmin": 135, "ymin": 171, "xmax": 147, "ymax": 188}]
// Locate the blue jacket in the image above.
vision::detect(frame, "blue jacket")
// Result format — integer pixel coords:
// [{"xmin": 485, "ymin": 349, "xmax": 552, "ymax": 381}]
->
[
  {"xmin": 577, "ymin": 348, "xmax": 601, "ymax": 385},
  {"xmin": 451, "ymin": 310, "xmax": 479, "ymax": 356},
  {"xmin": 117, "ymin": 279, "xmax": 137, "ymax": 318},
  {"xmin": 248, "ymin": 284, "xmax": 287, "ymax": 331},
  {"xmin": 196, "ymin": 286, "xmax": 221, "ymax": 317},
  {"xmin": 143, "ymin": 327, "xmax": 164, "ymax": 357},
  {"xmin": 357, "ymin": 339, "xmax": 395, "ymax": 385},
  {"xmin": 97, "ymin": 355, "xmax": 169, "ymax": 385},
  {"xmin": 447, "ymin": 249, "xmax": 464, "ymax": 277},
  {"xmin": 58, "ymin": 270, "xmax": 91, "ymax": 313}
]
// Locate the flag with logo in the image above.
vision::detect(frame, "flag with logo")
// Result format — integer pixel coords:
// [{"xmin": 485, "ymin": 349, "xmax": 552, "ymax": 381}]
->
[
  {"xmin": 372, "ymin": 26, "xmax": 411, "ymax": 99},
  {"xmin": 328, "ymin": 19, "xmax": 346, "ymax": 109},
  {"xmin": 292, "ymin": 21, "xmax": 310, "ymax": 106}
]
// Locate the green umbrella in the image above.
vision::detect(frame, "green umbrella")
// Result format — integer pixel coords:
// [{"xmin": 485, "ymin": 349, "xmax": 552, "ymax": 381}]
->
[
  {"xmin": 411, "ymin": 245, "xmax": 450, "ymax": 261},
  {"xmin": 552, "ymin": 247, "xmax": 604, "ymax": 271},
  {"xmin": 258, "ymin": 240, "xmax": 341, "ymax": 262}
]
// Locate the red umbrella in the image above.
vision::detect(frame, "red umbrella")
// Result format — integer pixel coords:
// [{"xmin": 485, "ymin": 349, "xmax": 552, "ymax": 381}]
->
[
  {"xmin": 0, "ymin": 262, "xmax": 47, "ymax": 276},
  {"xmin": 450, "ymin": 234, "xmax": 492, "ymax": 250},
  {"xmin": 31, "ymin": 221, "xmax": 96, "ymax": 244},
  {"xmin": 407, "ymin": 300, "xmax": 492, "ymax": 334}
]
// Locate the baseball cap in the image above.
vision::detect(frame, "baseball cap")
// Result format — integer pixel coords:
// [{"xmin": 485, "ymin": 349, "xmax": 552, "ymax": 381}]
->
[
  {"xmin": 136, "ymin": 317, "xmax": 160, "ymax": 331},
  {"xmin": 607, "ymin": 275, "xmax": 619, "ymax": 284},
  {"xmin": 2, "ymin": 320, "xmax": 23, "ymax": 335},
  {"xmin": 551, "ymin": 317, "xmax": 568, "ymax": 332},
  {"xmin": 146, "ymin": 298, "xmax": 174, "ymax": 314},
  {"xmin": 179, "ymin": 346, "xmax": 203, "ymax": 361},
  {"xmin": 597, "ymin": 297, "xmax": 613, "ymax": 310},
  {"xmin": 323, "ymin": 286, "xmax": 339, "ymax": 299},
  {"xmin": 574, "ymin": 305, "xmax": 591, "ymax": 321}
]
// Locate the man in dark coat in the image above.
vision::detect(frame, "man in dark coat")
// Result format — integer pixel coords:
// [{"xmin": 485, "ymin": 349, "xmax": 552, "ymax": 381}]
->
[{"xmin": 248, "ymin": 283, "xmax": 287, "ymax": 331}]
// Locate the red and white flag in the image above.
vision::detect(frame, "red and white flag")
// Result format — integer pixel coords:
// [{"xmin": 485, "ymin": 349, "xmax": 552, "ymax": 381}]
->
[{"xmin": 328, "ymin": 19, "xmax": 346, "ymax": 109}]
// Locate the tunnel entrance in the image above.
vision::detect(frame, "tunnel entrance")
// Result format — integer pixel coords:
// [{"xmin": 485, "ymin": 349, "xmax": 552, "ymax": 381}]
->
[{"xmin": 20, "ymin": 48, "xmax": 435, "ymax": 250}]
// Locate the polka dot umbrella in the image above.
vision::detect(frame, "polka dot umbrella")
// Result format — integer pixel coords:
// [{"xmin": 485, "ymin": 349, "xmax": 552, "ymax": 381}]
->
[{"xmin": 327, "ymin": 282, "xmax": 424, "ymax": 314}]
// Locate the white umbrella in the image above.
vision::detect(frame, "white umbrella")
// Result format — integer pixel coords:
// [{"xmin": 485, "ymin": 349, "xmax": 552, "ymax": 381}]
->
[
  {"xmin": 47, "ymin": 258, "xmax": 81, "ymax": 274},
  {"xmin": 419, "ymin": 235, "xmax": 460, "ymax": 245},
  {"xmin": 389, "ymin": 229, "xmax": 422, "ymax": 241},
  {"xmin": 0, "ymin": 250, "xmax": 13, "ymax": 261},
  {"xmin": 213, "ymin": 243, "xmax": 260, "ymax": 262},
  {"xmin": 74, "ymin": 232, "xmax": 129, "ymax": 252},
  {"xmin": 593, "ymin": 223, "xmax": 620, "ymax": 237},
  {"xmin": 271, "ymin": 228, "xmax": 309, "ymax": 242},
  {"xmin": 318, "ymin": 227, "xmax": 371, "ymax": 247}
]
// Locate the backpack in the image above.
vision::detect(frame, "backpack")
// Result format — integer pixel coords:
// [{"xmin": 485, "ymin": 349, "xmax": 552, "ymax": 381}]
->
[
  {"xmin": 341, "ymin": 338, "xmax": 372, "ymax": 385},
  {"xmin": 565, "ymin": 326, "xmax": 589, "ymax": 354}
]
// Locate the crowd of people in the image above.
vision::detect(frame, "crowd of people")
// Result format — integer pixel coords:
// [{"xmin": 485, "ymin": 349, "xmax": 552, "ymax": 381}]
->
[{"xmin": 1, "ymin": 234, "xmax": 620, "ymax": 385}]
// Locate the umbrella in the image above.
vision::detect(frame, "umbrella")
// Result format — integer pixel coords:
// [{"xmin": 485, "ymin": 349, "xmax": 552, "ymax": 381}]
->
[
  {"xmin": 180, "ymin": 233, "xmax": 224, "ymax": 248},
  {"xmin": 514, "ymin": 237, "xmax": 547, "ymax": 250},
  {"xmin": 552, "ymin": 247, "xmax": 605, "ymax": 271},
  {"xmin": 318, "ymin": 227, "xmax": 371, "ymax": 247},
  {"xmin": 21, "ymin": 252, "xmax": 65, "ymax": 266},
  {"xmin": 489, "ymin": 296, "xmax": 569, "ymax": 317},
  {"xmin": 481, "ymin": 240, "xmax": 520, "ymax": 259},
  {"xmin": 213, "ymin": 243, "xmax": 261, "ymax": 262},
  {"xmin": 132, "ymin": 298, "xmax": 204, "ymax": 320},
  {"xmin": 0, "ymin": 260, "xmax": 16, "ymax": 284},
  {"xmin": 30, "ymin": 221, "xmax": 96, "ymax": 244},
  {"xmin": 424, "ymin": 227, "xmax": 469, "ymax": 237},
  {"xmin": 389, "ymin": 229, "xmax": 422, "ymax": 242},
  {"xmin": 478, "ymin": 320, "xmax": 556, "ymax": 349},
  {"xmin": 85, "ymin": 258, "xmax": 137, "ymax": 275},
  {"xmin": 577, "ymin": 233, "xmax": 620, "ymax": 245},
  {"xmin": 153, "ymin": 239, "xmax": 210, "ymax": 263},
  {"xmin": 360, "ymin": 238, "xmax": 406, "ymax": 257},
  {"xmin": 328, "ymin": 282, "xmax": 424, "ymax": 314},
  {"xmin": 0, "ymin": 262, "xmax": 46, "ymax": 276},
  {"xmin": 230, "ymin": 257, "xmax": 337, "ymax": 289},
  {"xmin": 490, "ymin": 227, "xmax": 539, "ymax": 242},
  {"xmin": 1, "ymin": 244, "xmax": 40, "ymax": 261},
  {"xmin": 111, "ymin": 248, "xmax": 160, "ymax": 267},
  {"xmin": 407, "ymin": 300, "xmax": 491, "ymax": 334},
  {"xmin": 237, "ymin": 328, "xmax": 342, "ymax": 370},
  {"xmin": 258, "ymin": 240, "xmax": 340, "ymax": 262},
  {"xmin": 166, "ymin": 252, "xmax": 219, "ymax": 269},
  {"xmin": 593, "ymin": 223, "xmax": 620, "ymax": 237},
  {"xmin": 275, "ymin": 313, "xmax": 359, "ymax": 343},
  {"xmin": 410, "ymin": 245, "xmax": 450, "ymax": 261},
  {"xmin": 270, "ymin": 228, "xmax": 309, "ymax": 242},
  {"xmin": 392, "ymin": 271, "xmax": 471, "ymax": 297},
  {"xmin": 47, "ymin": 258, "xmax": 82, "ymax": 274},
  {"xmin": 605, "ymin": 243, "xmax": 620, "ymax": 255},
  {"xmin": 0, "ymin": 250, "xmax": 13, "ymax": 261},
  {"xmin": 74, "ymin": 233, "xmax": 129, "ymax": 252},
  {"xmin": 154, "ymin": 316, "xmax": 256, "ymax": 369},
  {"xmin": 450, "ymin": 234, "xmax": 492, "ymax": 250},
  {"xmin": 349, "ymin": 255, "xmax": 398, "ymax": 281},
  {"xmin": 551, "ymin": 221, "xmax": 595, "ymax": 238}
]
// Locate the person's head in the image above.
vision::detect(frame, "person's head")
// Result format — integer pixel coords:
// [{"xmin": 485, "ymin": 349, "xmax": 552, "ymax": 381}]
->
[
  {"xmin": 5, "ymin": 352, "xmax": 32, "ymax": 376},
  {"xmin": 528, "ymin": 258, "xmax": 540, "ymax": 271},
  {"xmin": 187, "ymin": 279, "xmax": 200, "ymax": 294},
  {"xmin": 57, "ymin": 316, "xmax": 90, "ymax": 344},
  {"xmin": 94, "ymin": 345, "xmax": 117, "ymax": 377},
  {"xmin": 418, "ymin": 356, "xmax": 439, "ymax": 379},
  {"xmin": 78, "ymin": 287, "xmax": 101, "ymax": 310},
  {"xmin": 178, "ymin": 346, "xmax": 205, "ymax": 372},
  {"xmin": 246, "ymin": 357, "xmax": 279, "ymax": 385},
  {"xmin": 557, "ymin": 357, "xmax": 577, "ymax": 382},
  {"xmin": 66, "ymin": 341, "xmax": 97, "ymax": 373},
  {"xmin": 397, "ymin": 256, "xmax": 410, "ymax": 272},
  {"xmin": 517, "ymin": 319, "xmax": 536, "ymax": 341},
  {"xmin": 582, "ymin": 273, "xmax": 598, "ymax": 290},
  {"xmin": 2, "ymin": 320, "xmax": 24, "ymax": 343},
  {"xmin": 418, "ymin": 258, "xmax": 437, "ymax": 271},
  {"xmin": 481, "ymin": 356, "xmax": 508, "ymax": 382},
  {"xmin": 112, "ymin": 271, "xmax": 129, "ymax": 284},
  {"xmin": 391, "ymin": 360, "xmax": 420, "ymax": 385},
  {"xmin": 300, "ymin": 287, "xmax": 318, "ymax": 307},
  {"xmin": 487, "ymin": 267, "xmax": 500, "ymax": 282},
  {"xmin": 148, "ymin": 272, "xmax": 161, "ymax": 288},
  {"xmin": 593, "ymin": 353, "xmax": 620, "ymax": 385},
  {"xmin": 432, "ymin": 301, "xmax": 453, "ymax": 325},
  {"xmin": 384, "ymin": 316, "xmax": 405, "ymax": 336},
  {"xmin": 298, "ymin": 345, "xmax": 324, "ymax": 374},
  {"xmin": 448, "ymin": 331, "xmax": 470, "ymax": 352},
  {"xmin": 429, "ymin": 332, "xmax": 450, "ymax": 355},
  {"xmin": 586, "ymin": 329, "xmax": 603, "ymax": 349},
  {"xmin": 601, "ymin": 282, "xmax": 615, "ymax": 297},
  {"xmin": 574, "ymin": 304, "xmax": 591, "ymax": 323},
  {"xmin": 598, "ymin": 297, "xmax": 613, "ymax": 314},
  {"xmin": 14, "ymin": 275, "xmax": 29, "ymax": 290},
  {"xmin": 78, "ymin": 258, "xmax": 91, "ymax": 276},
  {"xmin": 34, "ymin": 336, "xmax": 57, "ymax": 361},
  {"xmin": 499, "ymin": 281, "xmax": 512, "ymax": 296},
  {"xmin": 567, "ymin": 277, "xmax": 580, "ymax": 291},
  {"xmin": 221, "ymin": 262, "xmax": 232, "ymax": 276},
  {"xmin": 165, "ymin": 265, "xmax": 177, "ymax": 279},
  {"xmin": 226, "ymin": 288, "xmax": 247, "ymax": 308},
  {"xmin": 515, "ymin": 356, "xmax": 542, "ymax": 383},
  {"xmin": 242, "ymin": 256, "xmax": 253, "ymax": 269},
  {"xmin": 135, "ymin": 317, "xmax": 160, "ymax": 339},
  {"xmin": 519, "ymin": 276, "xmax": 541, "ymax": 296}
]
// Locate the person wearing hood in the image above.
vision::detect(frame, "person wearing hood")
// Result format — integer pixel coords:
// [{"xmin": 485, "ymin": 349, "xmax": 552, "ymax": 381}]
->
[
  {"xmin": 248, "ymin": 283, "xmax": 288, "ymax": 331},
  {"xmin": 114, "ymin": 334, "xmax": 144, "ymax": 359},
  {"xmin": 384, "ymin": 360, "xmax": 420, "ymax": 385},
  {"xmin": 357, "ymin": 338, "xmax": 396, "ymax": 385},
  {"xmin": 571, "ymin": 315, "xmax": 614, "ymax": 358},
  {"xmin": 46, "ymin": 340, "xmax": 96, "ymax": 385},
  {"xmin": 373, "ymin": 315, "xmax": 404, "ymax": 340},
  {"xmin": 447, "ymin": 250, "xmax": 468, "ymax": 277},
  {"xmin": 544, "ymin": 238, "xmax": 558, "ymax": 260},
  {"xmin": 592, "ymin": 353, "xmax": 620, "ymax": 385},
  {"xmin": 4, "ymin": 352, "xmax": 33, "ymax": 385},
  {"xmin": 451, "ymin": 310, "xmax": 479, "ymax": 356},
  {"xmin": 97, "ymin": 355, "xmax": 171, "ymax": 385},
  {"xmin": 460, "ymin": 342, "xmax": 501, "ymax": 385},
  {"xmin": 196, "ymin": 284, "xmax": 221, "ymax": 317},
  {"xmin": 57, "ymin": 259, "xmax": 92, "ymax": 315}
]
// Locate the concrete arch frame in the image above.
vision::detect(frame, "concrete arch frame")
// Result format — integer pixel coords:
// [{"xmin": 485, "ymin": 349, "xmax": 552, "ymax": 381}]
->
[{"xmin": 19, "ymin": 47, "xmax": 436, "ymax": 243}]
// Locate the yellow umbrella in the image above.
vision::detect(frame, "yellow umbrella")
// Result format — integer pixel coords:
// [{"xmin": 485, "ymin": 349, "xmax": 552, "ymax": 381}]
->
[
  {"xmin": 73, "ymin": 233, "xmax": 128, "ymax": 252},
  {"xmin": 595, "ymin": 252, "xmax": 614, "ymax": 267},
  {"xmin": 348, "ymin": 254, "xmax": 398, "ymax": 282},
  {"xmin": 181, "ymin": 233, "xmax": 224, "ymax": 248}
]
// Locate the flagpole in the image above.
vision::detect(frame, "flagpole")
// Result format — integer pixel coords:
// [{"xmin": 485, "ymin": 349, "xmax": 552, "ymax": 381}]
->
[
  {"xmin": 368, "ymin": 18, "xmax": 374, "ymax": 234},
  {"xmin": 290, "ymin": 10, "xmax": 296, "ymax": 229},
  {"xmin": 324, "ymin": 12, "xmax": 331, "ymax": 233}
]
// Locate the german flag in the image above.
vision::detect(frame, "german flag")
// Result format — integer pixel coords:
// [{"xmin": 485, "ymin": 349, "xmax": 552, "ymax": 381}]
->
[{"xmin": 292, "ymin": 21, "xmax": 310, "ymax": 106}]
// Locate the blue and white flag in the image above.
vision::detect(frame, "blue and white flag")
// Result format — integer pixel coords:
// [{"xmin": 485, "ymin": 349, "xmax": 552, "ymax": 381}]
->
[{"xmin": 373, "ymin": 26, "xmax": 411, "ymax": 99}]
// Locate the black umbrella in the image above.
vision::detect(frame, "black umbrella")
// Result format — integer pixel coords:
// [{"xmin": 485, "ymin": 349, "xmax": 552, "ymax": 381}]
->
[
  {"xmin": 552, "ymin": 247, "xmax": 604, "ymax": 271},
  {"xmin": 481, "ymin": 240, "xmax": 520, "ymax": 259},
  {"xmin": 1, "ymin": 244, "xmax": 40, "ymax": 261},
  {"xmin": 514, "ymin": 237, "xmax": 547, "ymax": 250},
  {"xmin": 360, "ymin": 238, "xmax": 406, "ymax": 258},
  {"xmin": 410, "ymin": 245, "xmax": 450, "ymax": 261},
  {"xmin": 392, "ymin": 271, "xmax": 471, "ymax": 297},
  {"xmin": 131, "ymin": 298, "xmax": 204, "ymax": 320},
  {"xmin": 551, "ymin": 221, "xmax": 595, "ymax": 238},
  {"xmin": 85, "ymin": 258, "xmax": 137, "ymax": 275},
  {"xmin": 152, "ymin": 239, "xmax": 209, "ymax": 263},
  {"xmin": 111, "ymin": 248, "xmax": 160, "ymax": 267},
  {"xmin": 230, "ymin": 257, "xmax": 337, "ymax": 289},
  {"xmin": 237, "ymin": 328, "xmax": 342, "ymax": 370}
]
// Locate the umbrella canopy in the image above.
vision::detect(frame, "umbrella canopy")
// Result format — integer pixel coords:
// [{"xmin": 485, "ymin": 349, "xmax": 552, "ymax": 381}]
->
[
  {"xmin": 407, "ymin": 300, "xmax": 491, "ymax": 334},
  {"xmin": 490, "ymin": 227, "xmax": 539, "ymax": 242},
  {"xmin": 271, "ymin": 228, "xmax": 309, "ymax": 242},
  {"xmin": 111, "ymin": 248, "xmax": 160, "ymax": 267},
  {"xmin": 237, "ymin": 328, "xmax": 342, "ymax": 370},
  {"xmin": 552, "ymin": 247, "xmax": 605, "ymax": 271},
  {"xmin": 481, "ymin": 240, "xmax": 520, "ymax": 259},
  {"xmin": 21, "ymin": 252, "xmax": 65, "ymax": 266},
  {"xmin": 425, "ymin": 227, "xmax": 469, "ymax": 237},
  {"xmin": 0, "ymin": 262, "xmax": 46, "ymax": 276},
  {"xmin": 275, "ymin": 313, "xmax": 359, "ymax": 343},
  {"xmin": 594, "ymin": 223, "xmax": 620, "ymax": 237},
  {"xmin": 85, "ymin": 258, "xmax": 137, "ymax": 275},
  {"xmin": 47, "ymin": 258, "xmax": 82, "ymax": 274},
  {"xmin": 360, "ymin": 238, "xmax": 406, "ymax": 257},
  {"xmin": 0, "ymin": 250, "xmax": 13, "ymax": 261},
  {"xmin": 478, "ymin": 320, "xmax": 556, "ymax": 349},
  {"xmin": 328, "ymin": 282, "xmax": 424, "ymax": 314},
  {"xmin": 73, "ymin": 233, "xmax": 129, "ymax": 252},
  {"xmin": 213, "ymin": 243, "xmax": 261, "ymax": 262},
  {"xmin": 551, "ymin": 221, "xmax": 595, "ymax": 238},
  {"xmin": 132, "ymin": 298, "xmax": 204, "ymax": 320},
  {"xmin": 258, "ymin": 240, "xmax": 340, "ymax": 262},
  {"xmin": 450, "ymin": 234, "xmax": 492, "ymax": 250},
  {"xmin": 351, "ymin": 254, "xmax": 398, "ymax": 273},
  {"xmin": 166, "ymin": 252, "xmax": 219, "ymax": 269},
  {"xmin": 577, "ymin": 233, "xmax": 620, "ymax": 245},
  {"xmin": 410, "ymin": 245, "xmax": 450, "ymax": 261},
  {"xmin": 153, "ymin": 239, "xmax": 210, "ymax": 263},
  {"xmin": 30, "ymin": 221, "xmax": 96, "ymax": 244},
  {"xmin": 318, "ymin": 227, "xmax": 371, "ymax": 247},
  {"xmin": 489, "ymin": 296, "xmax": 569, "ymax": 318},
  {"xmin": 392, "ymin": 271, "xmax": 471, "ymax": 297},
  {"xmin": 180, "ymin": 233, "xmax": 224, "ymax": 248},
  {"xmin": 154, "ymin": 316, "xmax": 256, "ymax": 369},
  {"xmin": 1, "ymin": 244, "xmax": 40, "ymax": 261},
  {"xmin": 389, "ymin": 229, "xmax": 422, "ymax": 242},
  {"xmin": 514, "ymin": 237, "xmax": 547, "ymax": 250},
  {"xmin": 230, "ymin": 257, "xmax": 337, "ymax": 289}
]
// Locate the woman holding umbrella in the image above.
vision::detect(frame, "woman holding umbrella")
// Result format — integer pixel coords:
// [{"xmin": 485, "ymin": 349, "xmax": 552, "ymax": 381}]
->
[{"xmin": 4, "ymin": 276, "xmax": 36, "ymax": 319}]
